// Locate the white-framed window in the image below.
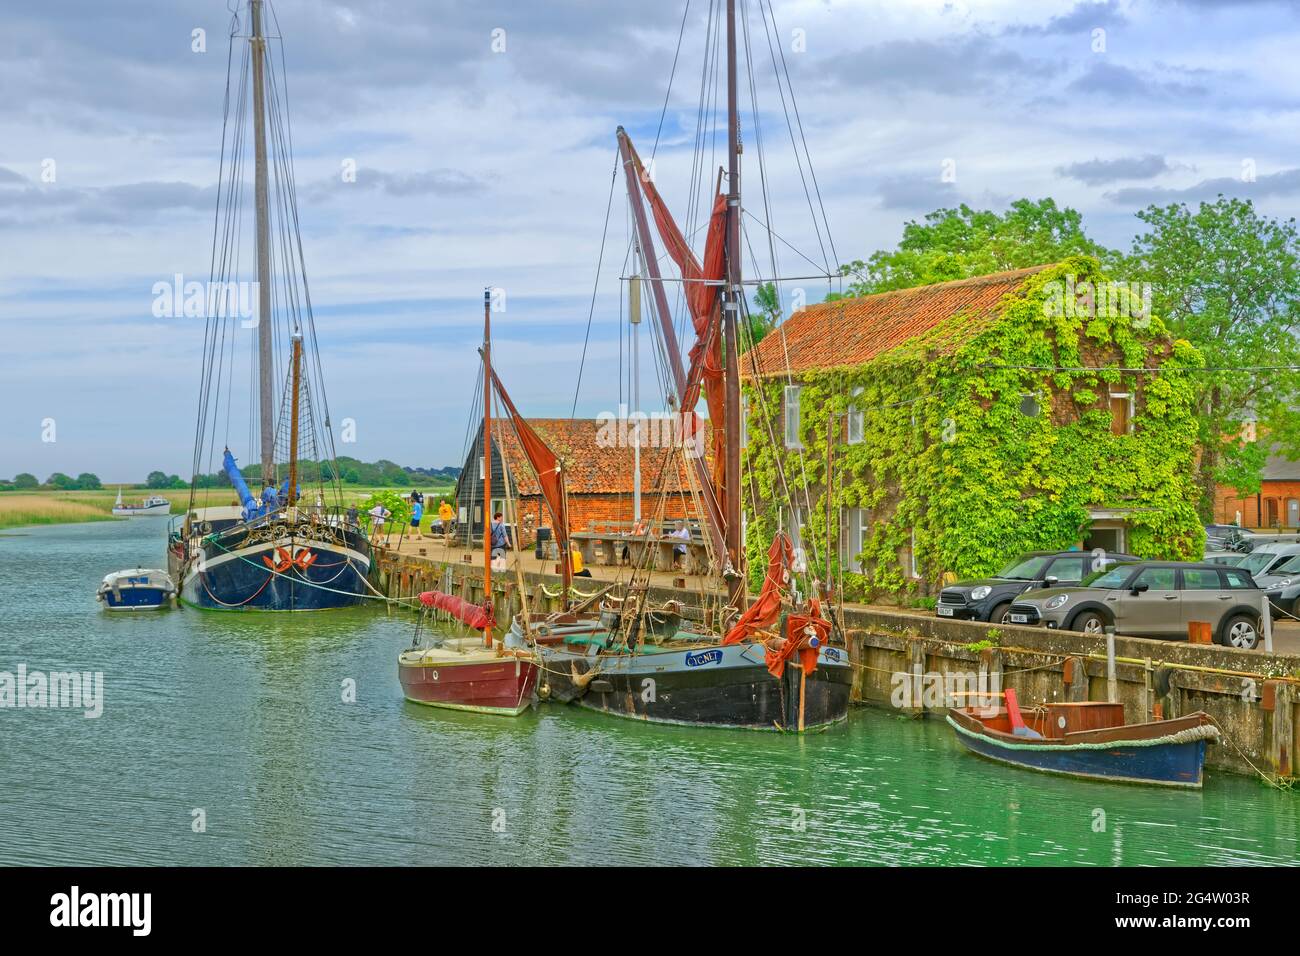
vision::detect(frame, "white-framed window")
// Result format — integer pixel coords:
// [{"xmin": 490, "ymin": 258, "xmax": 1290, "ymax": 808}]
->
[
  {"xmin": 784, "ymin": 385, "xmax": 802, "ymax": 449},
  {"xmin": 1109, "ymin": 390, "xmax": 1135, "ymax": 435},
  {"xmin": 910, "ymin": 527, "xmax": 921, "ymax": 578},
  {"xmin": 478, "ymin": 455, "xmax": 485, "ymax": 479},
  {"xmin": 1019, "ymin": 392, "xmax": 1041, "ymax": 418},
  {"xmin": 842, "ymin": 506, "xmax": 869, "ymax": 573},
  {"xmin": 847, "ymin": 388, "xmax": 864, "ymax": 444}
]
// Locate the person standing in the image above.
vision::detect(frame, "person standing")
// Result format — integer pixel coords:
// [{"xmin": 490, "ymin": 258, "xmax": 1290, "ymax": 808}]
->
[
  {"xmin": 368, "ymin": 503, "xmax": 390, "ymax": 543},
  {"xmin": 438, "ymin": 499, "xmax": 454, "ymax": 542},
  {"xmin": 490, "ymin": 511, "xmax": 509, "ymax": 558},
  {"xmin": 410, "ymin": 497, "xmax": 424, "ymax": 540}
]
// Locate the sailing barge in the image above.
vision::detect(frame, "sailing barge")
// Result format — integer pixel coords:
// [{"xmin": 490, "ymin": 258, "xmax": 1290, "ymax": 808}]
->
[{"xmin": 169, "ymin": 0, "xmax": 370, "ymax": 610}]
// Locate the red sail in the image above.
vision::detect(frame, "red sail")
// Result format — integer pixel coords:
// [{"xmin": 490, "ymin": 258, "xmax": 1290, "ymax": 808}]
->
[
  {"xmin": 419, "ymin": 590, "xmax": 495, "ymax": 631},
  {"xmin": 488, "ymin": 368, "xmax": 569, "ymax": 567},
  {"xmin": 722, "ymin": 533, "xmax": 793, "ymax": 645},
  {"xmin": 626, "ymin": 137, "xmax": 729, "ymax": 520},
  {"xmin": 768, "ymin": 599, "xmax": 831, "ymax": 679}
]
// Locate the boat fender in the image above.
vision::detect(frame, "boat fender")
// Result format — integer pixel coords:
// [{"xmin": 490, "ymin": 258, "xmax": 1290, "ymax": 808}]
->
[{"xmin": 1153, "ymin": 666, "xmax": 1176, "ymax": 699}]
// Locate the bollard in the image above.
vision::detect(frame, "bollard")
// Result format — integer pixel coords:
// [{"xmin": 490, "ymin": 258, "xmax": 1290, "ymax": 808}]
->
[
  {"xmin": 1104, "ymin": 626, "xmax": 1118, "ymax": 704},
  {"xmin": 1264, "ymin": 599, "xmax": 1274, "ymax": 654}
]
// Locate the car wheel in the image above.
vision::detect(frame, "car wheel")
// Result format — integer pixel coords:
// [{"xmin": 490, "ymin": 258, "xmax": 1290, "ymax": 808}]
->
[
  {"xmin": 1069, "ymin": 610, "xmax": 1107, "ymax": 635},
  {"xmin": 987, "ymin": 601, "xmax": 1012, "ymax": 625},
  {"xmin": 1220, "ymin": 614, "xmax": 1260, "ymax": 651}
]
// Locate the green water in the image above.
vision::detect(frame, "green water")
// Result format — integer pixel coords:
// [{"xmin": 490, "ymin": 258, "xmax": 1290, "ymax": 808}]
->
[{"xmin": 1, "ymin": 519, "xmax": 1296, "ymax": 866}]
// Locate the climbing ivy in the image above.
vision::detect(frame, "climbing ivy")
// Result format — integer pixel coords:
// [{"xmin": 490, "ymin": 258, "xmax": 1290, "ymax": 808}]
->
[{"xmin": 742, "ymin": 257, "xmax": 1205, "ymax": 601}]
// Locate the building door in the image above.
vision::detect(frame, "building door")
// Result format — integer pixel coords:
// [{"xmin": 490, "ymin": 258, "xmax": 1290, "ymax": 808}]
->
[
  {"xmin": 1288, "ymin": 499, "xmax": 1299, "ymax": 527},
  {"xmin": 1083, "ymin": 524, "xmax": 1125, "ymax": 554}
]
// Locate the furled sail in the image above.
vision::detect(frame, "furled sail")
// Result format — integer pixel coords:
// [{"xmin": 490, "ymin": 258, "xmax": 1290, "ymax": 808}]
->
[
  {"xmin": 624, "ymin": 135, "xmax": 730, "ymax": 523},
  {"xmin": 723, "ymin": 532, "xmax": 792, "ymax": 646},
  {"xmin": 419, "ymin": 590, "xmax": 495, "ymax": 631}
]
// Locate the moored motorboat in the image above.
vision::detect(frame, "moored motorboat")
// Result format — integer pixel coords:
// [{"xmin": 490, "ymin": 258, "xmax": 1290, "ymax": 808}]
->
[
  {"xmin": 97, "ymin": 568, "xmax": 175, "ymax": 610},
  {"xmin": 946, "ymin": 689, "xmax": 1219, "ymax": 788},
  {"xmin": 111, "ymin": 489, "xmax": 170, "ymax": 516}
]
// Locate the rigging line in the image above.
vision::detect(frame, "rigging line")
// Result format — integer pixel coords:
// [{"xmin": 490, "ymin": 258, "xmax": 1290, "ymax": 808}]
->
[
  {"xmin": 740, "ymin": 209, "xmax": 831, "ymax": 278},
  {"xmin": 755, "ymin": 0, "xmax": 830, "ymax": 275},
  {"xmin": 763, "ymin": 0, "xmax": 839, "ymax": 276},
  {"xmin": 651, "ymin": 0, "xmax": 692, "ymax": 160},
  {"xmin": 570, "ymin": 146, "xmax": 621, "ymax": 418}
]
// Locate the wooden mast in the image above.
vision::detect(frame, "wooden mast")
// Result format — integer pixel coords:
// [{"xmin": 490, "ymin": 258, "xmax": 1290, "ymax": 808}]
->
[
  {"xmin": 249, "ymin": 0, "xmax": 276, "ymax": 487},
  {"xmin": 723, "ymin": 0, "xmax": 746, "ymax": 610},
  {"xmin": 482, "ymin": 288, "xmax": 494, "ymax": 648},
  {"xmin": 616, "ymin": 128, "xmax": 727, "ymax": 564},
  {"xmin": 286, "ymin": 333, "xmax": 302, "ymax": 506}
]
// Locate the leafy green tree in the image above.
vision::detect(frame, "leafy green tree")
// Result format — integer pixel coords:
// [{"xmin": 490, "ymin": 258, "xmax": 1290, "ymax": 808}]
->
[
  {"xmin": 836, "ymin": 198, "xmax": 1116, "ymax": 297},
  {"xmin": 146, "ymin": 471, "xmax": 170, "ymax": 489},
  {"xmin": 46, "ymin": 472, "xmax": 75, "ymax": 490},
  {"xmin": 74, "ymin": 472, "xmax": 102, "ymax": 490},
  {"xmin": 12, "ymin": 473, "xmax": 38, "ymax": 489},
  {"xmin": 1124, "ymin": 196, "xmax": 1300, "ymax": 519},
  {"xmin": 745, "ymin": 283, "xmax": 780, "ymax": 351}
]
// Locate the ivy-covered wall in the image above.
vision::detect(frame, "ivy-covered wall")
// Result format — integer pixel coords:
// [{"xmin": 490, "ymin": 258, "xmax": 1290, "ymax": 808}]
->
[{"xmin": 741, "ymin": 257, "xmax": 1205, "ymax": 602}]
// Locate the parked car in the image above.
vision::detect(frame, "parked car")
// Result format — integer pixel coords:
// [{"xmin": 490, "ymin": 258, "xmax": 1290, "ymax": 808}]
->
[
  {"xmin": 1202, "ymin": 551, "xmax": 1249, "ymax": 567},
  {"xmin": 1248, "ymin": 550, "xmax": 1300, "ymax": 616},
  {"xmin": 936, "ymin": 550, "xmax": 1139, "ymax": 624},
  {"xmin": 1204, "ymin": 524, "xmax": 1252, "ymax": 553},
  {"xmin": 1236, "ymin": 543, "xmax": 1300, "ymax": 583},
  {"xmin": 1007, "ymin": 561, "xmax": 1267, "ymax": 649}
]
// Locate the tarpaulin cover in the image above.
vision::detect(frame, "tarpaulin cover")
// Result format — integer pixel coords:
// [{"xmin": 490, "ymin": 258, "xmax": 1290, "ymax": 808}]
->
[
  {"xmin": 767, "ymin": 598, "xmax": 831, "ymax": 679},
  {"xmin": 626, "ymin": 136, "xmax": 729, "ymax": 523},
  {"xmin": 418, "ymin": 591, "xmax": 495, "ymax": 631},
  {"xmin": 722, "ymin": 532, "xmax": 792, "ymax": 646}
]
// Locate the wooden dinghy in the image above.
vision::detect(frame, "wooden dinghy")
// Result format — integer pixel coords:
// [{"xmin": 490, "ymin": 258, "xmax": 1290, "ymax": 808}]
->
[{"xmin": 946, "ymin": 689, "xmax": 1220, "ymax": 788}]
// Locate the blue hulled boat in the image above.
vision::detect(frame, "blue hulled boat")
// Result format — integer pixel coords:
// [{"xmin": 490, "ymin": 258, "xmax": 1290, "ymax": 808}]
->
[
  {"xmin": 97, "ymin": 568, "xmax": 175, "ymax": 611},
  {"xmin": 947, "ymin": 691, "xmax": 1219, "ymax": 788}
]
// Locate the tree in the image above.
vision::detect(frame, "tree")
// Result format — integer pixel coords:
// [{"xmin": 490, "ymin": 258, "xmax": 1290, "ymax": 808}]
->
[
  {"xmin": 746, "ymin": 283, "xmax": 779, "ymax": 351},
  {"xmin": 46, "ymin": 472, "xmax": 75, "ymax": 490},
  {"xmin": 1124, "ymin": 196, "xmax": 1300, "ymax": 519},
  {"xmin": 74, "ymin": 473, "xmax": 102, "ymax": 490},
  {"xmin": 12, "ymin": 473, "xmax": 38, "ymax": 489},
  {"xmin": 146, "ymin": 471, "xmax": 170, "ymax": 489},
  {"xmin": 836, "ymin": 198, "xmax": 1116, "ymax": 297}
]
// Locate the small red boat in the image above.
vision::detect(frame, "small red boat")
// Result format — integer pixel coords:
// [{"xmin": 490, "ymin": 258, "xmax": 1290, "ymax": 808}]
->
[
  {"xmin": 396, "ymin": 289, "xmax": 545, "ymax": 718},
  {"xmin": 398, "ymin": 639, "xmax": 538, "ymax": 717}
]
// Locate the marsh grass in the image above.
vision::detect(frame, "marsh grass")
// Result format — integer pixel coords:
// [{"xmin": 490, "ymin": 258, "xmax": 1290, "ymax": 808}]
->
[{"xmin": 0, "ymin": 495, "xmax": 119, "ymax": 530}]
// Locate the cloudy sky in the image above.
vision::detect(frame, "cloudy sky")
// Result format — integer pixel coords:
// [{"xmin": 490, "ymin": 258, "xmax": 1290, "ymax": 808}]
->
[{"xmin": 2, "ymin": 0, "xmax": 1297, "ymax": 481}]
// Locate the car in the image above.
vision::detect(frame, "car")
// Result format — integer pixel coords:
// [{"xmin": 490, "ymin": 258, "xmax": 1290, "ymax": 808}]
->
[
  {"xmin": 1202, "ymin": 551, "xmax": 1249, "ymax": 567},
  {"xmin": 1205, "ymin": 524, "xmax": 1252, "ymax": 553},
  {"xmin": 935, "ymin": 550, "xmax": 1140, "ymax": 624},
  {"xmin": 1006, "ymin": 561, "xmax": 1267, "ymax": 649},
  {"xmin": 1236, "ymin": 543, "xmax": 1300, "ymax": 584},
  {"xmin": 1248, "ymin": 550, "xmax": 1300, "ymax": 616}
]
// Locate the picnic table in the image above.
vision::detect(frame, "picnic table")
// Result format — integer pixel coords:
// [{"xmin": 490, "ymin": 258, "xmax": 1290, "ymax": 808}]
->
[{"xmin": 569, "ymin": 530, "xmax": 710, "ymax": 575}]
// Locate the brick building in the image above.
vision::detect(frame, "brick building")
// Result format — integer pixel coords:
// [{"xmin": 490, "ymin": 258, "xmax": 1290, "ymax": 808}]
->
[
  {"xmin": 1217, "ymin": 452, "xmax": 1300, "ymax": 529},
  {"xmin": 453, "ymin": 417, "xmax": 708, "ymax": 545}
]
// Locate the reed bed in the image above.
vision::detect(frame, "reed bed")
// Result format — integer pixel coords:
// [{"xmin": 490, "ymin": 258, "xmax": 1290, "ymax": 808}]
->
[{"xmin": 0, "ymin": 495, "xmax": 118, "ymax": 530}]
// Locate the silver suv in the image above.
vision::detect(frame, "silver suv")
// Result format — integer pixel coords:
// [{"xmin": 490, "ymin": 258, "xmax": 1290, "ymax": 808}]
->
[{"xmin": 1007, "ymin": 561, "xmax": 1267, "ymax": 649}]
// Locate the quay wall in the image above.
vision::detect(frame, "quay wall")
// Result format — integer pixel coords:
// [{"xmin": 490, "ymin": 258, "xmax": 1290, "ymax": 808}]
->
[{"xmin": 375, "ymin": 548, "xmax": 1299, "ymax": 783}]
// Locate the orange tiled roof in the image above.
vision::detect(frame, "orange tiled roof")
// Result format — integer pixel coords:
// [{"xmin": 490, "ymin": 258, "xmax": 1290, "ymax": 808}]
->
[
  {"xmin": 491, "ymin": 418, "xmax": 709, "ymax": 497},
  {"xmin": 744, "ymin": 265, "xmax": 1052, "ymax": 378}
]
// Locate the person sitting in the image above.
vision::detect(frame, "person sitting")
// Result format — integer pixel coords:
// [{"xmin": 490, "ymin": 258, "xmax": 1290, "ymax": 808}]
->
[
  {"xmin": 571, "ymin": 548, "xmax": 591, "ymax": 578},
  {"xmin": 669, "ymin": 520, "xmax": 691, "ymax": 570}
]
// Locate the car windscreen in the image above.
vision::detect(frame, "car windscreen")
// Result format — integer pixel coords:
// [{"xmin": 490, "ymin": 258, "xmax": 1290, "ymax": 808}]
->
[
  {"xmin": 1084, "ymin": 565, "xmax": 1134, "ymax": 589},
  {"xmin": 994, "ymin": 555, "xmax": 1051, "ymax": 580},
  {"xmin": 1240, "ymin": 551, "xmax": 1281, "ymax": 575}
]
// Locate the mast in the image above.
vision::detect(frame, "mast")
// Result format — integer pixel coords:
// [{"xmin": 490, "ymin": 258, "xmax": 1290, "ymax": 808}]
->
[
  {"xmin": 286, "ymin": 333, "xmax": 302, "ymax": 506},
  {"xmin": 250, "ymin": 0, "xmax": 276, "ymax": 486},
  {"xmin": 616, "ymin": 127, "xmax": 726, "ymax": 561},
  {"xmin": 723, "ymin": 0, "xmax": 746, "ymax": 609},
  {"xmin": 482, "ymin": 288, "xmax": 494, "ymax": 648},
  {"xmin": 630, "ymin": 270, "xmax": 642, "ymax": 523}
]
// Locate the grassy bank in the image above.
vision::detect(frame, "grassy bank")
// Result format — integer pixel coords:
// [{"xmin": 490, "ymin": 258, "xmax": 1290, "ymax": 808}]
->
[
  {"xmin": 0, "ymin": 495, "xmax": 120, "ymax": 531},
  {"xmin": 0, "ymin": 484, "xmax": 456, "ymax": 531}
]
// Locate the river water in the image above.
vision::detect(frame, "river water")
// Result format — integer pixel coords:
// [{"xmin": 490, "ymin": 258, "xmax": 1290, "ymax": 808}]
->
[{"xmin": 1, "ymin": 518, "xmax": 1296, "ymax": 866}]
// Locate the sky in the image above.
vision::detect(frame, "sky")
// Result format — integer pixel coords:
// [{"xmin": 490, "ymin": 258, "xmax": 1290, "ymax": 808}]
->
[{"xmin": 1, "ymin": 0, "xmax": 1297, "ymax": 482}]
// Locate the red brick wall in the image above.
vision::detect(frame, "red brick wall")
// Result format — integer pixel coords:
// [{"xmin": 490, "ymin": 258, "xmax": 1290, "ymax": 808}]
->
[{"xmin": 1216, "ymin": 481, "xmax": 1300, "ymax": 529}]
